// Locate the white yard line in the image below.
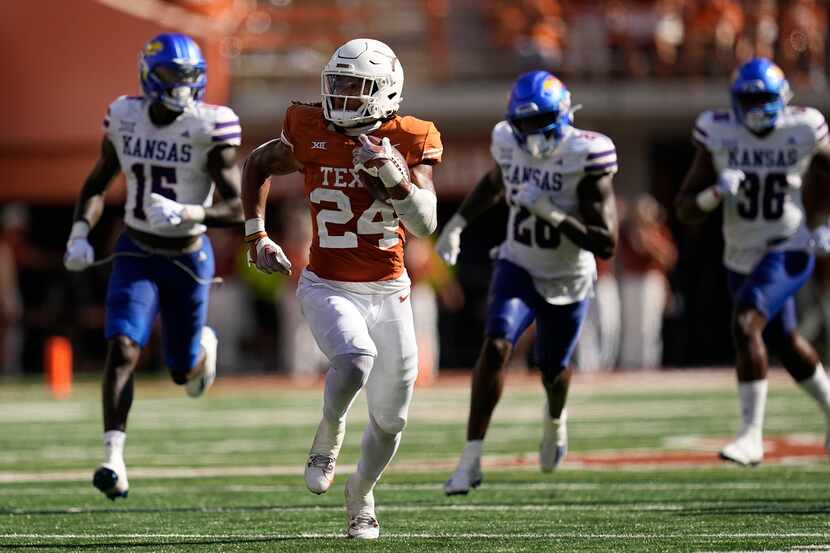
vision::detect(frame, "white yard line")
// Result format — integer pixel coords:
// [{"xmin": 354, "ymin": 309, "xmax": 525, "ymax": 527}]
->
[{"xmin": 2, "ymin": 532, "xmax": 830, "ymax": 540}]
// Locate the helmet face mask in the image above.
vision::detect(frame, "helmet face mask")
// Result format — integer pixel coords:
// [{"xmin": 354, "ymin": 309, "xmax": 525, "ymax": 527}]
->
[
  {"xmin": 730, "ymin": 58, "xmax": 791, "ymax": 134},
  {"xmin": 139, "ymin": 34, "xmax": 207, "ymax": 112},
  {"xmin": 321, "ymin": 39, "xmax": 403, "ymax": 128},
  {"xmin": 507, "ymin": 71, "xmax": 573, "ymax": 158}
]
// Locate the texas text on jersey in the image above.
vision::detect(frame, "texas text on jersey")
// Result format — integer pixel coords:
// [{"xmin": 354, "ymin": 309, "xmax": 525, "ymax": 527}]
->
[{"xmin": 280, "ymin": 103, "xmax": 442, "ymax": 282}]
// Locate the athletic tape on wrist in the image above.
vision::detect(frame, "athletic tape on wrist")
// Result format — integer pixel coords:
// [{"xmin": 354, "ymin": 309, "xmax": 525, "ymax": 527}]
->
[{"xmin": 245, "ymin": 217, "xmax": 265, "ymax": 236}]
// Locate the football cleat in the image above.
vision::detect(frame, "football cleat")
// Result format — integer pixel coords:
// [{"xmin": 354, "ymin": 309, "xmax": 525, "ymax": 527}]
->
[
  {"xmin": 304, "ymin": 418, "xmax": 345, "ymax": 494},
  {"xmin": 719, "ymin": 431, "xmax": 763, "ymax": 466},
  {"xmin": 443, "ymin": 459, "xmax": 483, "ymax": 496},
  {"xmin": 304, "ymin": 454, "xmax": 336, "ymax": 495},
  {"xmin": 186, "ymin": 326, "xmax": 217, "ymax": 398},
  {"xmin": 345, "ymin": 474, "xmax": 379, "ymax": 539},
  {"xmin": 92, "ymin": 460, "xmax": 129, "ymax": 500},
  {"xmin": 540, "ymin": 406, "xmax": 568, "ymax": 473}
]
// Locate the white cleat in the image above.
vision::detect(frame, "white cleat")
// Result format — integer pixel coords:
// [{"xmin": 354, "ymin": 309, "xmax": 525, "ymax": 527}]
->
[
  {"xmin": 304, "ymin": 454, "xmax": 336, "ymax": 495},
  {"xmin": 186, "ymin": 326, "xmax": 217, "ymax": 398},
  {"xmin": 345, "ymin": 474, "xmax": 380, "ymax": 539},
  {"xmin": 719, "ymin": 431, "xmax": 763, "ymax": 466},
  {"xmin": 304, "ymin": 418, "xmax": 345, "ymax": 494},
  {"xmin": 540, "ymin": 406, "xmax": 568, "ymax": 473},
  {"xmin": 443, "ymin": 459, "xmax": 483, "ymax": 496},
  {"xmin": 92, "ymin": 459, "xmax": 129, "ymax": 500}
]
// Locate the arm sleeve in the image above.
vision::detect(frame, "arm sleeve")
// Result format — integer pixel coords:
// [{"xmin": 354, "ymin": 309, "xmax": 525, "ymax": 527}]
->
[{"xmin": 210, "ymin": 106, "xmax": 242, "ymax": 147}]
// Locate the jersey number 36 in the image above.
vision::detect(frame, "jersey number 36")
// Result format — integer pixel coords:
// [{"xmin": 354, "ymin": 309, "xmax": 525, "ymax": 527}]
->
[{"xmin": 736, "ymin": 171, "xmax": 786, "ymax": 221}]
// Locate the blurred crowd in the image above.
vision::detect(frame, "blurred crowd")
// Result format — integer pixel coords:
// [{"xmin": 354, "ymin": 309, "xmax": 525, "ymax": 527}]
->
[
  {"xmin": 0, "ymin": 194, "xmax": 680, "ymax": 378},
  {"xmin": 484, "ymin": 0, "xmax": 828, "ymax": 87}
]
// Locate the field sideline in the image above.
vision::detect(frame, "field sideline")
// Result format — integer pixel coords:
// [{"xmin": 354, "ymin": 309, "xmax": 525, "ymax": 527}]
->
[{"xmin": 2, "ymin": 369, "xmax": 830, "ymax": 552}]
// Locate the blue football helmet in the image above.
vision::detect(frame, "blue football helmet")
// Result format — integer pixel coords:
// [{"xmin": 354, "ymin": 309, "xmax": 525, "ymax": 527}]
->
[
  {"xmin": 507, "ymin": 71, "xmax": 573, "ymax": 158},
  {"xmin": 139, "ymin": 33, "xmax": 207, "ymax": 111},
  {"xmin": 730, "ymin": 57, "xmax": 792, "ymax": 134}
]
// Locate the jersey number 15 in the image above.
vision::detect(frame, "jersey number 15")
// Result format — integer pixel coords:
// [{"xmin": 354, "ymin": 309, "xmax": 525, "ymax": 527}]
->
[{"xmin": 131, "ymin": 163, "xmax": 178, "ymax": 221}]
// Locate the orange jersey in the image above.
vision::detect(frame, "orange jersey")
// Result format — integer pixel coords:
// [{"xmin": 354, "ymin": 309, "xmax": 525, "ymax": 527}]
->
[{"xmin": 280, "ymin": 104, "xmax": 443, "ymax": 282}]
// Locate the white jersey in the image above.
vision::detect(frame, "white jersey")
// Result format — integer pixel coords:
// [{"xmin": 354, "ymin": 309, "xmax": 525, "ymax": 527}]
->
[
  {"xmin": 103, "ymin": 96, "xmax": 242, "ymax": 237},
  {"xmin": 491, "ymin": 121, "xmax": 617, "ymax": 304},
  {"xmin": 694, "ymin": 106, "xmax": 828, "ymax": 273}
]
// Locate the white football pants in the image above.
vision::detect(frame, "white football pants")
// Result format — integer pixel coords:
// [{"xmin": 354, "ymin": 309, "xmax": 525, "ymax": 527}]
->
[{"xmin": 297, "ymin": 272, "xmax": 419, "ymax": 436}]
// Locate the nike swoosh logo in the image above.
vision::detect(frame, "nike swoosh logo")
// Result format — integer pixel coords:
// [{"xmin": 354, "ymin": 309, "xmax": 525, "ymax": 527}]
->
[{"xmin": 398, "ymin": 294, "xmax": 409, "ymax": 303}]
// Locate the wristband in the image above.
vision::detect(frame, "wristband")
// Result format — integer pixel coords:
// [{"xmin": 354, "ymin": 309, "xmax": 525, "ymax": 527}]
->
[
  {"xmin": 69, "ymin": 221, "xmax": 90, "ymax": 241},
  {"xmin": 695, "ymin": 186, "xmax": 722, "ymax": 212},
  {"xmin": 245, "ymin": 217, "xmax": 266, "ymax": 236}
]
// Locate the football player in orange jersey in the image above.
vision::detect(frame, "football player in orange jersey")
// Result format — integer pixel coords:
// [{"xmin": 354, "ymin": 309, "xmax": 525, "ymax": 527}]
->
[{"xmin": 241, "ymin": 38, "xmax": 441, "ymax": 539}]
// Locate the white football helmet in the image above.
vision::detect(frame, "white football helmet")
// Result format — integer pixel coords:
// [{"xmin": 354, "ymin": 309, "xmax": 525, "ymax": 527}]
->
[{"xmin": 321, "ymin": 38, "xmax": 404, "ymax": 128}]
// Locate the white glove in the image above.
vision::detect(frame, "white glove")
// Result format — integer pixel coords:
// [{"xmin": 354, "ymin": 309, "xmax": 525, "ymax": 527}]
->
[
  {"xmin": 64, "ymin": 221, "xmax": 94, "ymax": 271},
  {"xmin": 810, "ymin": 225, "xmax": 830, "ymax": 256},
  {"xmin": 716, "ymin": 169, "xmax": 745, "ymax": 197},
  {"xmin": 353, "ymin": 134, "xmax": 407, "ymax": 187},
  {"xmin": 513, "ymin": 185, "xmax": 544, "ymax": 211},
  {"xmin": 246, "ymin": 234, "xmax": 292, "ymax": 275},
  {"xmin": 514, "ymin": 185, "xmax": 567, "ymax": 227},
  {"xmin": 435, "ymin": 214, "xmax": 466, "ymax": 266},
  {"xmin": 147, "ymin": 193, "xmax": 205, "ymax": 230},
  {"xmin": 64, "ymin": 238, "xmax": 94, "ymax": 271}
]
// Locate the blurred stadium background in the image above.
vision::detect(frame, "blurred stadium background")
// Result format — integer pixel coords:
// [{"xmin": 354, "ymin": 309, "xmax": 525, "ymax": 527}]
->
[
  {"xmin": 1, "ymin": 0, "xmax": 830, "ymax": 378},
  {"xmin": 4, "ymin": 0, "xmax": 830, "ymax": 380}
]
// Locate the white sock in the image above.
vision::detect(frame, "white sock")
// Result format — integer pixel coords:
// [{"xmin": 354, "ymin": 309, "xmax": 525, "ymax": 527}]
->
[
  {"xmin": 737, "ymin": 380, "xmax": 767, "ymax": 437},
  {"xmin": 799, "ymin": 364, "xmax": 830, "ymax": 418},
  {"xmin": 355, "ymin": 418, "xmax": 400, "ymax": 496},
  {"xmin": 103, "ymin": 430, "xmax": 126, "ymax": 464},
  {"xmin": 309, "ymin": 417, "xmax": 346, "ymax": 458},
  {"xmin": 459, "ymin": 440, "xmax": 483, "ymax": 468}
]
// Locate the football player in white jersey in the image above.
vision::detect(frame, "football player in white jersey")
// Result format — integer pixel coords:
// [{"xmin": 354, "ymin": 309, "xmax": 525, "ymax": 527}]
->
[
  {"xmin": 676, "ymin": 57, "xmax": 830, "ymax": 466},
  {"xmin": 63, "ymin": 33, "xmax": 243, "ymax": 499},
  {"xmin": 436, "ymin": 71, "xmax": 618, "ymax": 495}
]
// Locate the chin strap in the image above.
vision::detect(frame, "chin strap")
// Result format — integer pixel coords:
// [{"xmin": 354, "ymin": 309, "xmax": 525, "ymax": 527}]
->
[{"xmin": 336, "ymin": 120, "xmax": 383, "ymax": 137}]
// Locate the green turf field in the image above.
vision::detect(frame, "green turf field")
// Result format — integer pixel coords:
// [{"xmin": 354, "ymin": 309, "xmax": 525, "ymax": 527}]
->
[{"xmin": 2, "ymin": 370, "xmax": 830, "ymax": 552}]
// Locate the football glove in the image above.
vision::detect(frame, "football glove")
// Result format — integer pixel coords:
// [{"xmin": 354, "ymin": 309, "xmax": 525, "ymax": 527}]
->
[
  {"xmin": 716, "ymin": 169, "xmax": 745, "ymax": 197},
  {"xmin": 514, "ymin": 186, "xmax": 567, "ymax": 227},
  {"xmin": 353, "ymin": 134, "xmax": 407, "ymax": 188},
  {"xmin": 64, "ymin": 221, "xmax": 94, "ymax": 272},
  {"xmin": 245, "ymin": 232, "xmax": 292, "ymax": 275},
  {"xmin": 64, "ymin": 238, "xmax": 94, "ymax": 272},
  {"xmin": 147, "ymin": 193, "xmax": 205, "ymax": 230},
  {"xmin": 435, "ymin": 214, "xmax": 466, "ymax": 265}
]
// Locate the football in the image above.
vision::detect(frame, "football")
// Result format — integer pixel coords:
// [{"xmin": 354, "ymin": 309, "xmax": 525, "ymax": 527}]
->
[
  {"xmin": 353, "ymin": 134, "xmax": 410, "ymax": 204},
  {"xmin": 357, "ymin": 170, "xmax": 392, "ymax": 204}
]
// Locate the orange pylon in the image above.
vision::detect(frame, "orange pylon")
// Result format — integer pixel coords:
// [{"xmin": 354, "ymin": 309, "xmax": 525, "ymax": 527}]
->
[{"xmin": 44, "ymin": 336, "xmax": 72, "ymax": 399}]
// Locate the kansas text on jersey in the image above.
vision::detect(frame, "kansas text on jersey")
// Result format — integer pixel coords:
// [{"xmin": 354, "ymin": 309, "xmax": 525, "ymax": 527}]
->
[{"xmin": 104, "ymin": 95, "xmax": 242, "ymax": 238}]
